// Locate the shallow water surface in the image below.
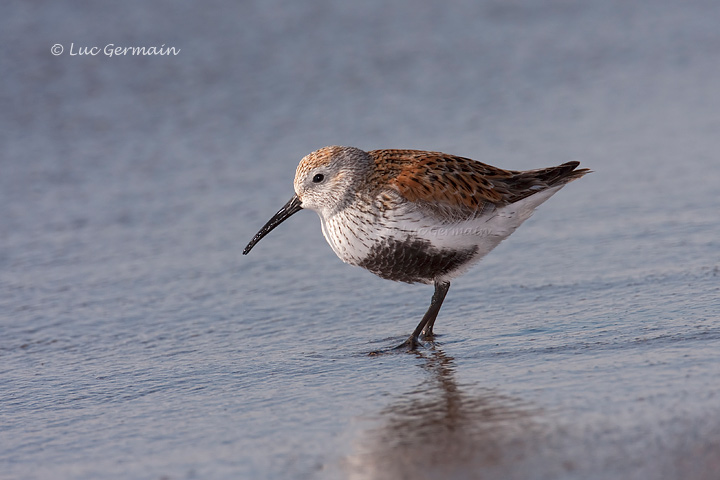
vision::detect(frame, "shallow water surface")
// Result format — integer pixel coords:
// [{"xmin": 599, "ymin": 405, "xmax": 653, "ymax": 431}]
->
[{"xmin": 2, "ymin": 0, "xmax": 720, "ymax": 479}]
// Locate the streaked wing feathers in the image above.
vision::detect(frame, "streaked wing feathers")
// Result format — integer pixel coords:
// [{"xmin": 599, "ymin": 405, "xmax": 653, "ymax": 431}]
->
[{"xmin": 368, "ymin": 150, "xmax": 589, "ymax": 217}]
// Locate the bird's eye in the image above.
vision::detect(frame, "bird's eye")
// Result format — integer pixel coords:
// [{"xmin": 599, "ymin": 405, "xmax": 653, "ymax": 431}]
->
[{"xmin": 312, "ymin": 173, "xmax": 325, "ymax": 183}]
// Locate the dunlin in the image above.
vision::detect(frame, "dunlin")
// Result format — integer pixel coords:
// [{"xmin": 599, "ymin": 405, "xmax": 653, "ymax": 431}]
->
[{"xmin": 244, "ymin": 146, "xmax": 589, "ymax": 349}]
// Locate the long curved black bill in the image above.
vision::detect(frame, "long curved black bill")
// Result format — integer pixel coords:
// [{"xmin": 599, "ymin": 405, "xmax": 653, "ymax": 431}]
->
[{"xmin": 243, "ymin": 194, "xmax": 303, "ymax": 255}]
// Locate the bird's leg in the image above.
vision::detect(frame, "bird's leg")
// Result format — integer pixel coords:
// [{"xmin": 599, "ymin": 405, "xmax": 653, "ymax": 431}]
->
[
  {"xmin": 421, "ymin": 282, "xmax": 451, "ymax": 339},
  {"xmin": 396, "ymin": 281, "xmax": 451, "ymax": 350}
]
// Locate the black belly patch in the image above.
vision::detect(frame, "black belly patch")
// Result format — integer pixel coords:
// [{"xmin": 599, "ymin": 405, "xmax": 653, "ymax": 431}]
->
[{"xmin": 358, "ymin": 236, "xmax": 478, "ymax": 284}]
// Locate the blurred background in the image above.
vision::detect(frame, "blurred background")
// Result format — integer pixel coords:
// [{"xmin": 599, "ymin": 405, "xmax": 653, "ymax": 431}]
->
[{"xmin": 2, "ymin": 1, "xmax": 720, "ymax": 479}]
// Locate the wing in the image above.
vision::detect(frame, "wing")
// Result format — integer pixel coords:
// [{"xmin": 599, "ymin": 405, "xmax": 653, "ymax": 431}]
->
[
  {"xmin": 369, "ymin": 149, "xmax": 588, "ymax": 212},
  {"xmin": 369, "ymin": 149, "xmax": 506, "ymax": 216}
]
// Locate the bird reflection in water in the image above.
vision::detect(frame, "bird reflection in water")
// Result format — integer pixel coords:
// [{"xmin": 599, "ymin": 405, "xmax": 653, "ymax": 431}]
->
[{"xmin": 346, "ymin": 348, "xmax": 545, "ymax": 480}]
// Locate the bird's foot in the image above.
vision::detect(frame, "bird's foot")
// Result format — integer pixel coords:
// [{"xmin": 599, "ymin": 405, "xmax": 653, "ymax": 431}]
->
[
  {"xmin": 367, "ymin": 333, "xmax": 436, "ymax": 355},
  {"xmin": 393, "ymin": 335, "xmax": 423, "ymax": 351},
  {"xmin": 420, "ymin": 328, "xmax": 435, "ymax": 341}
]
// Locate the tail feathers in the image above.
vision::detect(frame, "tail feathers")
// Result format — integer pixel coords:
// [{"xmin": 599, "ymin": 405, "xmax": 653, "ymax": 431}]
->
[
  {"xmin": 536, "ymin": 161, "xmax": 591, "ymax": 187},
  {"xmin": 497, "ymin": 161, "xmax": 591, "ymax": 204}
]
